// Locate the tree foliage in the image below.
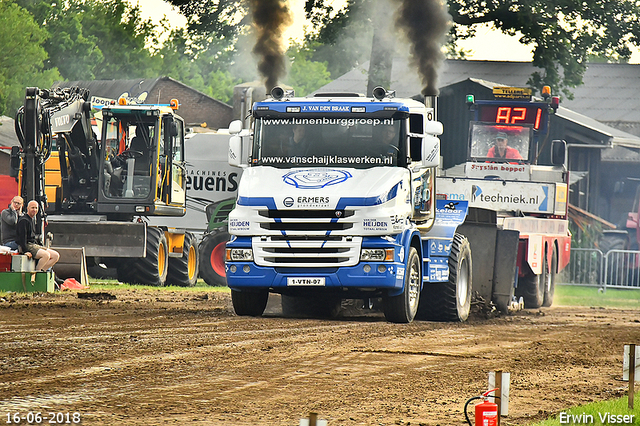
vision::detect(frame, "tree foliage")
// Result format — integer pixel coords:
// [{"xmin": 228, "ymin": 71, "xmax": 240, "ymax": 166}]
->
[
  {"xmin": 0, "ymin": 2, "xmax": 60, "ymax": 116},
  {"xmin": 306, "ymin": 0, "xmax": 640, "ymax": 98},
  {"xmin": 16, "ymin": 0, "xmax": 163, "ymax": 81}
]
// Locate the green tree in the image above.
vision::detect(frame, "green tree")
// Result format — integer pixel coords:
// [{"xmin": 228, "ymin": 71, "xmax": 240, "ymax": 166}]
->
[
  {"xmin": 0, "ymin": 2, "xmax": 60, "ymax": 115},
  {"xmin": 307, "ymin": 0, "xmax": 640, "ymax": 98},
  {"xmin": 284, "ymin": 42, "xmax": 331, "ymax": 96},
  {"xmin": 16, "ymin": 0, "xmax": 165, "ymax": 81}
]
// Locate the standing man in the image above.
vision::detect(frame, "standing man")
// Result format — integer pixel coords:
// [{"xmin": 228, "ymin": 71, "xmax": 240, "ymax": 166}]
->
[
  {"xmin": 17, "ymin": 200, "xmax": 59, "ymax": 272},
  {"xmin": 1, "ymin": 196, "xmax": 24, "ymax": 250}
]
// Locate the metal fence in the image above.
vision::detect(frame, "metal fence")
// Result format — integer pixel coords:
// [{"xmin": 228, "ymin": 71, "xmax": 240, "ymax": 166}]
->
[{"xmin": 559, "ymin": 248, "xmax": 640, "ymax": 289}]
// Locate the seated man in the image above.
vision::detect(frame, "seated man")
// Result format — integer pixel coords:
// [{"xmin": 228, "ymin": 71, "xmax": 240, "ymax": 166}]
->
[
  {"xmin": 1, "ymin": 196, "xmax": 23, "ymax": 251},
  {"xmin": 487, "ymin": 132, "xmax": 523, "ymax": 160},
  {"xmin": 17, "ymin": 200, "xmax": 60, "ymax": 272}
]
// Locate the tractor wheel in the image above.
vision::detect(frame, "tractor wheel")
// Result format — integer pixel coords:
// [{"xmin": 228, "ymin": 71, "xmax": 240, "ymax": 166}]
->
[
  {"xmin": 231, "ymin": 289, "xmax": 269, "ymax": 316},
  {"xmin": 417, "ymin": 233, "xmax": 472, "ymax": 322},
  {"xmin": 116, "ymin": 258, "xmax": 135, "ymax": 284},
  {"xmin": 166, "ymin": 232, "xmax": 199, "ymax": 287},
  {"xmin": 87, "ymin": 258, "xmax": 118, "ymax": 279},
  {"xmin": 281, "ymin": 294, "xmax": 342, "ymax": 318},
  {"xmin": 542, "ymin": 246, "xmax": 557, "ymax": 307},
  {"xmin": 199, "ymin": 230, "xmax": 230, "ymax": 286},
  {"xmin": 383, "ymin": 246, "xmax": 421, "ymax": 323},
  {"xmin": 124, "ymin": 227, "xmax": 169, "ymax": 286}
]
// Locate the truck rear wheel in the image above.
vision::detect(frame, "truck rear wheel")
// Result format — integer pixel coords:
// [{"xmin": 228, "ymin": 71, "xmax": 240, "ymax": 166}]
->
[
  {"xmin": 118, "ymin": 227, "xmax": 169, "ymax": 286},
  {"xmin": 542, "ymin": 246, "xmax": 557, "ymax": 307},
  {"xmin": 231, "ymin": 289, "xmax": 269, "ymax": 316},
  {"xmin": 417, "ymin": 233, "xmax": 472, "ymax": 322},
  {"xmin": 383, "ymin": 247, "xmax": 421, "ymax": 323},
  {"xmin": 199, "ymin": 230, "xmax": 229, "ymax": 286},
  {"xmin": 166, "ymin": 232, "xmax": 199, "ymax": 287}
]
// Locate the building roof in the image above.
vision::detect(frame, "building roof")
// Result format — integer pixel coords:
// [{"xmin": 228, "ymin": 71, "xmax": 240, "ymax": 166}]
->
[
  {"xmin": 52, "ymin": 76, "xmax": 231, "ymax": 110},
  {"xmin": 315, "ymin": 59, "xmax": 640, "ymax": 123},
  {"xmin": 0, "ymin": 116, "xmax": 19, "ymax": 149}
]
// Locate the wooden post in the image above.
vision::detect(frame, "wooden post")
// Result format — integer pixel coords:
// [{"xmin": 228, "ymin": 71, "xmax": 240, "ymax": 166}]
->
[
  {"xmin": 630, "ymin": 344, "xmax": 636, "ymax": 410},
  {"xmin": 495, "ymin": 370, "xmax": 502, "ymax": 426},
  {"xmin": 309, "ymin": 412, "xmax": 317, "ymax": 426}
]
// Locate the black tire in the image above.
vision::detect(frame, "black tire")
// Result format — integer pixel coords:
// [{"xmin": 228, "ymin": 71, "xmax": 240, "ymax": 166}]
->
[
  {"xmin": 599, "ymin": 231, "xmax": 628, "ymax": 253},
  {"xmin": 281, "ymin": 294, "xmax": 342, "ymax": 318},
  {"xmin": 542, "ymin": 246, "xmax": 557, "ymax": 307},
  {"xmin": 417, "ymin": 233, "xmax": 472, "ymax": 322},
  {"xmin": 199, "ymin": 230, "xmax": 230, "ymax": 286},
  {"xmin": 231, "ymin": 289, "xmax": 269, "ymax": 316},
  {"xmin": 518, "ymin": 249, "xmax": 546, "ymax": 309},
  {"xmin": 119, "ymin": 227, "xmax": 169, "ymax": 286},
  {"xmin": 86, "ymin": 258, "xmax": 118, "ymax": 279},
  {"xmin": 383, "ymin": 246, "xmax": 421, "ymax": 323},
  {"xmin": 166, "ymin": 232, "xmax": 199, "ymax": 287}
]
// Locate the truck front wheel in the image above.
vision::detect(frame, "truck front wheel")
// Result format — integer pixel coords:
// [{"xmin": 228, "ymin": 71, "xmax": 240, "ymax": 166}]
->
[
  {"xmin": 231, "ymin": 289, "xmax": 269, "ymax": 316},
  {"xmin": 383, "ymin": 247, "xmax": 421, "ymax": 323},
  {"xmin": 417, "ymin": 233, "xmax": 472, "ymax": 322}
]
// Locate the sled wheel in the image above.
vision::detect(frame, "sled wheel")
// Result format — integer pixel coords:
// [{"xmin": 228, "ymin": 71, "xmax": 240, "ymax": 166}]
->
[{"xmin": 542, "ymin": 246, "xmax": 557, "ymax": 307}]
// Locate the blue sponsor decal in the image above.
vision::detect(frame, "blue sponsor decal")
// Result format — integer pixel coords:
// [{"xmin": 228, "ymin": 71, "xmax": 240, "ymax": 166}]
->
[
  {"xmin": 254, "ymin": 101, "xmax": 410, "ymax": 114},
  {"xmin": 283, "ymin": 169, "xmax": 352, "ymax": 189},
  {"xmin": 428, "ymin": 258, "xmax": 449, "ymax": 282},
  {"xmin": 428, "ymin": 240, "xmax": 452, "ymax": 256},
  {"xmin": 540, "ymin": 186, "xmax": 548, "ymax": 211}
]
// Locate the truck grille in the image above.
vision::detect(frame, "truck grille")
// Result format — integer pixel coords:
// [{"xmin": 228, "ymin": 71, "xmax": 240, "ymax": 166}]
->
[
  {"xmin": 252, "ymin": 210, "xmax": 360, "ymax": 267},
  {"xmin": 252, "ymin": 236, "xmax": 361, "ymax": 267}
]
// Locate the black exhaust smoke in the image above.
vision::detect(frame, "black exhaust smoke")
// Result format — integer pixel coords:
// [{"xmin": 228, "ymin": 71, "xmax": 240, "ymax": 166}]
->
[
  {"xmin": 250, "ymin": 0, "xmax": 293, "ymax": 92},
  {"xmin": 394, "ymin": 0, "xmax": 451, "ymax": 96}
]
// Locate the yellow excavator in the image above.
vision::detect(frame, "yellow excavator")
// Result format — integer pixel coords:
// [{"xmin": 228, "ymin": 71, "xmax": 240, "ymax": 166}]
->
[{"xmin": 11, "ymin": 87, "xmax": 198, "ymax": 286}]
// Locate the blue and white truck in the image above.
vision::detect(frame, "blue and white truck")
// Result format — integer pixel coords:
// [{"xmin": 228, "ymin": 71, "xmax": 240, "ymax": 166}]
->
[{"xmin": 224, "ymin": 88, "xmax": 476, "ymax": 323}]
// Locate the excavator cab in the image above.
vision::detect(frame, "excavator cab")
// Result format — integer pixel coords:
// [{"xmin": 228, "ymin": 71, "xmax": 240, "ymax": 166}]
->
[{"xmin": 98, "ymin": 103, "xmax": 187, "ymax": 219}]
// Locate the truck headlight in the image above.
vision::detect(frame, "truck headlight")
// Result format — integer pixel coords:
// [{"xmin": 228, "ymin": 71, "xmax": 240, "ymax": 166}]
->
[
  {"xmin": 360, "ymin": 248, "xmax": 394, "ymax": 262},
  {"xmin": 226, "ymin": 248, "xmax": 254, "ymax": 262}
]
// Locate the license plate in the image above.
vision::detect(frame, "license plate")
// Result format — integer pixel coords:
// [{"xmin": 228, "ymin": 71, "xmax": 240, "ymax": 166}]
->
[{"xmin": 287, "ymin": 277, "xmax": 326, "ymax": 286}]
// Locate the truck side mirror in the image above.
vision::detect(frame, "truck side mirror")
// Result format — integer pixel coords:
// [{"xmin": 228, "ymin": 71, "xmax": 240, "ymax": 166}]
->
[
  {"xmin": 229, "ymin": 120, "xmax": 243, "ymax": 135},
  {"xmin": 551, "ymin": 139, "xmax": 566, "ymax": 166},
  {"xmin": 229, "ymin": 135, "xmax": 246, "ymax": 168},
  {"xmin": 425, "ymin": 121, "xmax": 443, "ymax": 136},
  {"xmin": 421, "ymin": 135, "xmax": 440, "ymax": 168}
]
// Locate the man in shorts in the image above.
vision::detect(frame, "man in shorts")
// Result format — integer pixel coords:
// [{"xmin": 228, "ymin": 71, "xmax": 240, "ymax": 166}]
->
[{"xmin": 17, "ymin": 200, "xmax": 59, "ymax": 272}]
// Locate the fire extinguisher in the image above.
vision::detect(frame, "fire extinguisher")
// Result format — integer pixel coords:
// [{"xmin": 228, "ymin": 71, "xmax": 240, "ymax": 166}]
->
[{"xmin": 464, "ymin": 388, "xmax": 500, "ymax": 426}]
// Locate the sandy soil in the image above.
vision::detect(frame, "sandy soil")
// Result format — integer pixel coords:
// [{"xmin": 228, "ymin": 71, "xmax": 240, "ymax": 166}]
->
[{"xmin": 0, "ymin": 289, "xmax": 638, "ymax": 426}]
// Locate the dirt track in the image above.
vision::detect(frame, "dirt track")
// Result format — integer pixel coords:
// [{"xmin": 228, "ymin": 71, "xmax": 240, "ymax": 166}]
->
[{"xmin": 0, "ymin": 289, "xmax": 638, "ymax": 426}]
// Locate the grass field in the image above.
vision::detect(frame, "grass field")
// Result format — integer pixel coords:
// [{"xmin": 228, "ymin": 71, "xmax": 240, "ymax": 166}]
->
[
  {"xmin": 555, "ymin": 284, "xmax": 640, "ymax": 309},
  {"xmin": 529, "ymin": 393, "xmax": 640, "ymax": 425}
]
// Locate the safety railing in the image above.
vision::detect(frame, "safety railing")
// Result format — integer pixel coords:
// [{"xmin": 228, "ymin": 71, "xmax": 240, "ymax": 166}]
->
[
  {"xmin": 559, "ymin": 248, "xmax": 640, "ymax": 290},
  {"xmin": 559, "ymin": 248, "xmax": 603, "ymax": 287}
]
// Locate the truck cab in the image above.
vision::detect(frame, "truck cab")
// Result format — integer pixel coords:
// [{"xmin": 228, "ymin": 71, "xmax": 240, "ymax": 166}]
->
[{"xmin": 224, "ymin": 88, "xmax": 473, "ymax": 323}]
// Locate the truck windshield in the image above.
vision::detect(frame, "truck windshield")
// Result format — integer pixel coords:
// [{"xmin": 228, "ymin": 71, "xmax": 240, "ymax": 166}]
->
[
  {"xmin": 252, "ymin": 116, "xmax": 404, "ymax": 168},
  {"xmin": 468, "ymin": 123, "xmax": 531, "ymax": 163}
]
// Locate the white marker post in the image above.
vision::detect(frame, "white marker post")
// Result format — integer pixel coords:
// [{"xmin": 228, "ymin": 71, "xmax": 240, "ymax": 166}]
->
[{"xmin": 489, "ymin": 370, "xmax": 510, "ymax": 423}]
